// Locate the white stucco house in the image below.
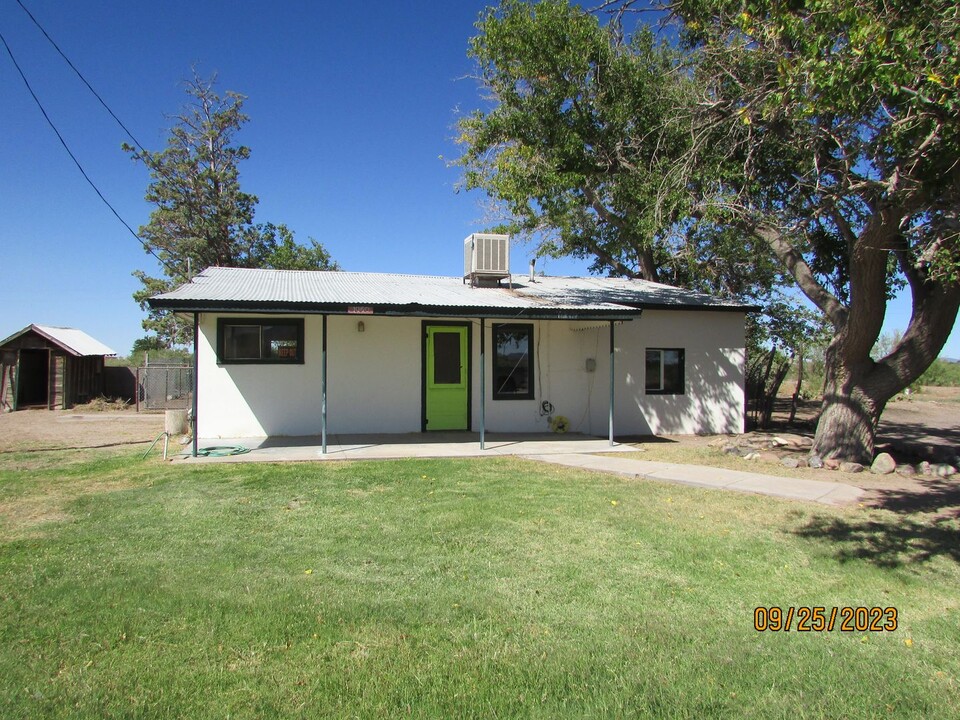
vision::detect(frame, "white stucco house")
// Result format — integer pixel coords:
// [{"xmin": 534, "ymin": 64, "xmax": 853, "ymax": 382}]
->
[{"xmin": 148, "ymin": 235, "xmax": 753, "ymax": 455}]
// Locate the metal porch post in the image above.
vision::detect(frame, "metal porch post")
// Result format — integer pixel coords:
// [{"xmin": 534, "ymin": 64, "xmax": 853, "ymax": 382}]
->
[
  {"xmin": 609, "ymin": 320, "xmax": 615, "ymax": 447},
  {"xmin": 479, "ymin": 318, "xmax": 485, "ymax": 450},
  {"xmin": 192, "ymin": 313, "xmax": 199, "ymax": 458},
  {"xmin": 321, "ymin": 314, "xmax": 328, "ymax": 454}
]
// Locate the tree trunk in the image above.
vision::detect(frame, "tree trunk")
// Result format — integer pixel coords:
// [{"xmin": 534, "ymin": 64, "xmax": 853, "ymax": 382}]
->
[
  {"xmin": 811, "ymin": 378, "xmax": 885, "ymax": 464},
  {"xmin": 761, "ymin": 355, "xmax": 792, "ymax": 428},
  {"xmin": 789, "ymin": 349, "xmax": 804, "ymax": 425}
]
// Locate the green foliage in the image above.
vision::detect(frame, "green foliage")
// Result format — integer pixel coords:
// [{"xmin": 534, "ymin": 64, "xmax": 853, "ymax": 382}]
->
[
  {"xmin": 459, "ymin": 1, "xmax": 705, "ymax": 283},
  {"xmin": 131, "ymin": 336, "xmax": 165, "ymax": 354},
  {"xmin": 458, "ymin": 1, "xmax": 803, "ymax": 314},
  {"xmin": 917, "ymin": 359, "xmax": 960, "ymax": 387},
  {"xmin": 127, "ymin": 72, "xmax": 338, "ymax": 347},
  {"xmin": 676, "ymin": 0, "xmax": 960, "ymax": 459}
]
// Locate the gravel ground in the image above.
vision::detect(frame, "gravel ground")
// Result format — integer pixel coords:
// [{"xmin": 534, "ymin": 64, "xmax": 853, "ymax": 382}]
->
[{"xmin": 0, "ymin": 408, "xmax": 164, "ymax": 454}]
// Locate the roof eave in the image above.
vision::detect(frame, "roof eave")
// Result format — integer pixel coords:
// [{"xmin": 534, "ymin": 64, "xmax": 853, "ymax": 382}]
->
[
  {"xmin": 0, "ymin": 324, "xmax": 85, "ymax": 356},
  {"xmin": 149, "ymin": 298, "xmax": 640, "ymax": 321}
]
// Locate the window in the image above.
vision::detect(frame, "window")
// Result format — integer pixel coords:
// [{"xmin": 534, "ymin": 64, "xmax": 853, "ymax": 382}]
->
[
  {"xmin": 493, "ymin": 324, "xmax": 534, "ymax": 400},
  {"xmin": 217, "ymin": 318, "xmax": 304, "ymax": 364},
  {"xmin": 645, "ymin": 348, "xmax": 685, "ymax": 394}
]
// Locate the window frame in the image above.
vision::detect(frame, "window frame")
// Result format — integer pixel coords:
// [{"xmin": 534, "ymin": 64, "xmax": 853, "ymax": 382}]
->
[
  {"xmin": 216, "ymin": 317, "xmax": 305, "ymax": 365},
  {"xmin": 492, "ymin": 323, "xmax": 535, "ymax": 401},
  {"xmin": 645, "ymin": 347, "xmax": 685, "ymax": 395}
]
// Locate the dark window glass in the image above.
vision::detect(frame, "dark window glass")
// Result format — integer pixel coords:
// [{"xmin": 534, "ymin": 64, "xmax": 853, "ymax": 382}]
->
[
  {"xmin": 218, "ymin": 318, "xmax": 304, "ymax": 364},
  {"xmin": 645, "ymin": 350, "xmax": 661, "ymax": 392},
  {"xmin": 433, "ymin": 332, "xmax": 462, "ymax": 384},
  {"xmin": 662, "ymin": 350, "xmax": 683, "ymax": 392},
  {"xmin": 493, "ymin": 324, "xmax": 533, "ymax": 400},
  {"xmin": 645, "ymin": 348, "xmax": 684, "ymax": 394},
  {"xmin": 226, "ymin": 325, "xmax": 261, "ymax": 360}
]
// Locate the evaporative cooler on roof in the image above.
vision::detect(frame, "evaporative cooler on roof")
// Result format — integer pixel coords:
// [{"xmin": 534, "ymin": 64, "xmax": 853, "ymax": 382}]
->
[{"xmin": 464, "ymin": 233, "xmax": 511, "ymax": 287}]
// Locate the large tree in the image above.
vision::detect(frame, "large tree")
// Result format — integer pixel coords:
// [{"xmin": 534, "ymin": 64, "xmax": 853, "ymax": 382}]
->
[
  {"xmin": 458, "ymin": 0, "xmax": 774, "ymax": 292},
  {"xmin": 459, "ymin": 0, "xmax": 960, "ymax": 463},
  {"xmin": 670, "ymin": 0, "xmax": 960, "ymax": 462},
  {"xmin": 126, "ymin": 72, "xmax": 337, "ymax": 346}
]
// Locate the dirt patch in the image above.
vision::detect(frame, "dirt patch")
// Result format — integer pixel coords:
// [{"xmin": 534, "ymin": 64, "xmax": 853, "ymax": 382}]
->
[
  {"xmin": 0, "ymin": 408, "xmax": 164, "ymax": 454},
  {"xmin": 0, "ymin": 409, "xmax": 162, "ymax": 539},
  {"xmin": 767, "ymin": 387, "xmax": 960, "ymax": 462},
  {"xmin": 722, "ymin": 387, "xmax": 959, "ymax": 513}
]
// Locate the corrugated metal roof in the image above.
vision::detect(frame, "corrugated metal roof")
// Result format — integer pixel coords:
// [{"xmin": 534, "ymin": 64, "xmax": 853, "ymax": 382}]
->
[
  {"xmin": 0, "ymin": 324, "xmax": 115, "ymax": 356},
  {"xmin": 149, "ymin": 267, "xmax": 751, "ymax": 316}
]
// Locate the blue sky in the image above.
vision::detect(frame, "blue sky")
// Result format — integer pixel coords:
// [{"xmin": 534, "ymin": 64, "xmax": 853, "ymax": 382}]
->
[{"xmin": 1, "ymin": 1, "xmax": 956, "ymax": 359}]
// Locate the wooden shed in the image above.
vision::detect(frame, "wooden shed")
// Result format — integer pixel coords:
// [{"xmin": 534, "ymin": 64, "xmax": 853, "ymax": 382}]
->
[{"xmin": 0, "ymin": 325, "xmax": 116, "ymax": 412}]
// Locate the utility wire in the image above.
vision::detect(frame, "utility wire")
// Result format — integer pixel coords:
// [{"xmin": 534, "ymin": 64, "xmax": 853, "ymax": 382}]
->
[
  {"xmin": 15, "ymin": 0, "xmax": 148, "ymax": 154},
  {"xmin": 0, "ymin": 27, "xmax": 184, "ymax": 281}
]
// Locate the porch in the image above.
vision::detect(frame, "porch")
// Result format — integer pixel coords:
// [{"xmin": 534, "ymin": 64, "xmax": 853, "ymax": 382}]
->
[{"xmin": 174, "ymin": 431, "xmax": 639, "ymax": 463}]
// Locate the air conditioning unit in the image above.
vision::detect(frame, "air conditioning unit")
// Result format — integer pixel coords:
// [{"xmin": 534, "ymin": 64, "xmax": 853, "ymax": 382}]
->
[{"xmin": 464, "ymin": 233, "xmax": 511, "ymax": 286}]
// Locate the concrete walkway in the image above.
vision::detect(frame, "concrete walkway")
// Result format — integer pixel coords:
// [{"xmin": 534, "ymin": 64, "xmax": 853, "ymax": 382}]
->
[
  {"xmin": 175, "ymin": 433, "xmax": 865, "ymax": 507},
  {"xmin": 530, "ymin": 453, "xmax": 865, "ymax": 507}
]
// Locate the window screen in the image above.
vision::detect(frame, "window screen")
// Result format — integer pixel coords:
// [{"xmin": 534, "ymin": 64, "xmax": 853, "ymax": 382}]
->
[
  {"xmin": 433, "ymin": 332, "xmax": 462, "ymax": 384},
  {"xmin": 493, "ymin": 324, "xmax": 534, "ymax": 400}
]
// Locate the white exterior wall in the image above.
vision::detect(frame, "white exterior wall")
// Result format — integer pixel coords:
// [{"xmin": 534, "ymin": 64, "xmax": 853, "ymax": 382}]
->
[{"xmin": 196, "ymin": 310, "xmax": 745, "ymax": 439}]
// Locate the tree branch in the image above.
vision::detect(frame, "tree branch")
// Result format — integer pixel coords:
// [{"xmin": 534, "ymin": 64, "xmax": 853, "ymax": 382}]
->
[{"xmin": 754, "ymin": 224, "xmax": 847, "ymax": 328}]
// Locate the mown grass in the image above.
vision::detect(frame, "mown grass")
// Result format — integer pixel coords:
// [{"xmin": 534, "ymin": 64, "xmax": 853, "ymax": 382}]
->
[{"xmin": 1, "ymin": 449, "xmax": 958, "ymax": 719}]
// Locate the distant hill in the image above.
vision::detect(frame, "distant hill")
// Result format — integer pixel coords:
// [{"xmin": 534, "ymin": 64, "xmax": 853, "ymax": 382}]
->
[{"xmin": 942, "ymin": 357, "xmax": 960, "ymax": 364}]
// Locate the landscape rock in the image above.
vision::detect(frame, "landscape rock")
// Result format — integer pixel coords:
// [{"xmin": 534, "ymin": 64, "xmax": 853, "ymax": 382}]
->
[
  {"xmin": 895, "ymin": 464, "xmax": 916, "ymax": 477},
  {"xmin": 839, "ymin": 462, "xmax": 865, "ymax": 473},
  {"xmin": 934, "ymin": 463, "xmax": 957, "ymax": 478},
  {"xmin": 781, "ymin": 457, "xmax": 800, "ymax": 469},
  {"xmin": 757, "ymin": 452, "xmax": 782, "ymax": 464},
  {"xmin": 808, "ymin": 455, "xmax": 824, "ymax": 469},
  {"xmin": 722, "ymin": 444, "xmax": 739, "ymax": 455},
  {"xmin": 772, "ymin": 434, "xmax": 814, "ymax": 450},
  {"xmin": 917, "ymin": 461, "xmax": 932, "ymax": 476},
  {"xmin": 743, "ymin": 452, "xmax": 760, "ymax": 461},
  {"xmin": 870, "ymin": 453, "xmax": 897, "ymax": 475},
  {"xmin": 824, "ymin": 458, "xmax": 842, "ymax": 470},
  {"xmin": 796, "ymin": 458, "xmax": 809, "ymax": 468}
]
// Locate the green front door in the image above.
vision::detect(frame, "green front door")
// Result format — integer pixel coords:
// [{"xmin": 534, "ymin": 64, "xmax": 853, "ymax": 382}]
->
[{"xmin": 424, "ymin": 325, "xmax": 469, "ymax": 431}]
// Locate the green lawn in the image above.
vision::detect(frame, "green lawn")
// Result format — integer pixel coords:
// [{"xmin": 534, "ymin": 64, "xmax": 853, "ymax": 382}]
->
[{"xmin": 1, "ymin": 449, "xmax": 958, "ymax": 718}]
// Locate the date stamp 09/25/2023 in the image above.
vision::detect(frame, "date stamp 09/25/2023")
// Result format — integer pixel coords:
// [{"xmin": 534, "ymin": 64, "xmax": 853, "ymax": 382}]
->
[{"xmin": 754, "ymin": 606, "xmax": 899, "ymax": 633}]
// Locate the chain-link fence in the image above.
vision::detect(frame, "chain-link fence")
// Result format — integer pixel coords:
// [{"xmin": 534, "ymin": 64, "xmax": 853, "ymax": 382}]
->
[{"xmin": 137, "ymin": 365, "xmax": 194, "ymax": 411}]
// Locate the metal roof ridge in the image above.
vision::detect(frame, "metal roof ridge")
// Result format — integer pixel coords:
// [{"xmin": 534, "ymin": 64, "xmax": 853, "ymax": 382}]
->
[{"xmin": 203, "ymin": 266, "xmax": 468, "ymax": 281}]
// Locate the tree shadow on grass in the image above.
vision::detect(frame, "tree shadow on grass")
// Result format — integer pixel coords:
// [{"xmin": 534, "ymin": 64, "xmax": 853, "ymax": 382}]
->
[
  {"xmin": 794, "ymin": 512, "xmax": 960, "ymax": 568},
  {"xmin": 794, "ymin": 481, "xmax": 960, "ymax": 569}
]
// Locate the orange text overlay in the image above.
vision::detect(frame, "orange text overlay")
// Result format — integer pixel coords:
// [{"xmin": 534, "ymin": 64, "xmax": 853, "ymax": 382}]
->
[{"xmin": 754, "ymin": 606, "xmax": 898, "ymax": 632}]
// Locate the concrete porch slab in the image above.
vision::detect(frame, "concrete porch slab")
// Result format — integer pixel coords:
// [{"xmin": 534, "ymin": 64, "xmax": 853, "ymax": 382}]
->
[{"xmin": 174, "ymin": 432, "xmax": 637, "ymax": 463}]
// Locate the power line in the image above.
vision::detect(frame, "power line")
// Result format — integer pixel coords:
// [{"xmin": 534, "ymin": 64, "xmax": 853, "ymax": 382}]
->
[
  {"xmin": 15, "ymin": 0, "xmax": 148, "ymax": 154},
  {"xmin": 0, "ymin": 27, "xmax": 184, "ymax": 281}
]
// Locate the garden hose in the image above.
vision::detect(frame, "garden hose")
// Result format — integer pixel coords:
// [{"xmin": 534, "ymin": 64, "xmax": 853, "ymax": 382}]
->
[{"xmin": 193, "ymin": 445, "xmax": 250, "ymax": 457}]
